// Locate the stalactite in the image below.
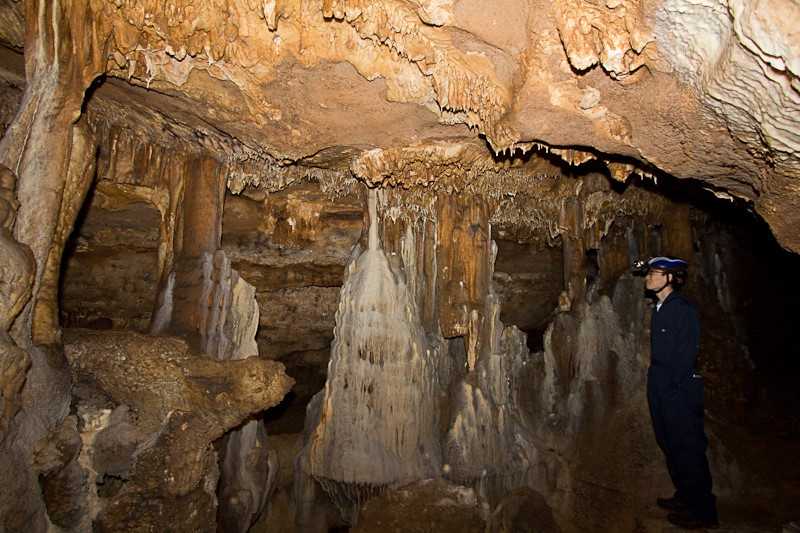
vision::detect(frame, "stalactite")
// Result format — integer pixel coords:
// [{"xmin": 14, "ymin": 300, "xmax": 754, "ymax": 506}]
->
[
  {"xmin": 322, "ymin": 0, "xmax": 515, "ymax": 149},
  {"xmin": 134, "ymin": 151, "xmax": 273, "ymax": 532},
  {"xmin": 149, "ymin": 271, "xmax": 175, "ymax": 335}
]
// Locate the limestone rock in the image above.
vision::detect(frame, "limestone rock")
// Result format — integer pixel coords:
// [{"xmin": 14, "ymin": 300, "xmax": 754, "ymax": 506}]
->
[
  {"xmin": 0, "ymin": 0, "xmax": 795, "ymax": 249},
  {"xmin": 0, "ymin": 1, "xmax": 798, "ymax": 530},
  {"xmin": 64, "ymin": 330, "xmax": 293, "ymax": 532},
  {"xmin": 305, "ymin": 191, "xmax": 441, "ymax": 499},
  {"xmin": 352, "ymin": 479, "xmax": 485, "ymax": 533}
]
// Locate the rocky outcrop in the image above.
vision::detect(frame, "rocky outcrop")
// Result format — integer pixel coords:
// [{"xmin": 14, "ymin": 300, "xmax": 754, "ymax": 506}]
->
[{"xmin": 64, "ymin": 330, "xmax": 293, "ymax": 532}]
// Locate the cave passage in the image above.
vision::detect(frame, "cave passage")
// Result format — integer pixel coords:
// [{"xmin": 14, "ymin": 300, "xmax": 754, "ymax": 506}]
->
[
  {"xmin": 51, "ymin": 156, "xmax": 800, "ymax": 533},
  {"xmin": 1, "ymin": 2, "xmax": 799, "ymax": 532}
]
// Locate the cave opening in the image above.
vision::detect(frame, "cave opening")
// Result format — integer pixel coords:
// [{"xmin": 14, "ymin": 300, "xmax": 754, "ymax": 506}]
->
[{"xmin": 492, "ymin": 237, "xmax": 562, "ymax": 354}]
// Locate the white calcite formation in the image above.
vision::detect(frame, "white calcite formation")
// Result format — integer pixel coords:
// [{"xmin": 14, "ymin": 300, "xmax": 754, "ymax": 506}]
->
[
  {"xmin": 306, "ymin": 190, "xmax": 441, "ymax": 497},
  {"xmin": 655, "ymin": 0, "xmax": 800, "ymax": 161},
  {"xmin": 444, "ymin": 269, "xmax": 535, "ymax": 492},
  {"xmin": 0, "ymin": 1, "xmax": 798, "ymax": 531}
]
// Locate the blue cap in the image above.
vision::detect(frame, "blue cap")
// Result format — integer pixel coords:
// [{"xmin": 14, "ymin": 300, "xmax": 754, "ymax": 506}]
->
[{"xmin": 647, "ymin": 256, "xmax": 688, "ymax": 271}]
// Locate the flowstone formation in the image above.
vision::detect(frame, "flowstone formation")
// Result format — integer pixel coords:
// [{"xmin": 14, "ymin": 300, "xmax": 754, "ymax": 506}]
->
[
  {"xmin": 0, "ymin": 0, "xmax": 798, "ymax": 531},
  {"xmin": 306, "ymin": 191, "xmax": 442, "ymax": 491},
  {"xmin": 289, "ymin": 169, "xmax": 792, "ymax": 531},
  {"xmin": 0, "ymin": 0, "xmax": 796, "ymax": 246}
]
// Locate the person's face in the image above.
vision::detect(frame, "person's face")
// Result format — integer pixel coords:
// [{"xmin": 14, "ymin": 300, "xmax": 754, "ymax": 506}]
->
[{"xmin": 645, "ymin": 268, "xmax": 670, "ymax": 291}]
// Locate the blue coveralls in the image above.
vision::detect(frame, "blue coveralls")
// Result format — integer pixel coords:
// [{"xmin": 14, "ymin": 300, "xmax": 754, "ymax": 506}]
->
[{"xmin": 647, "ymin": 291, "xmax": 717, "ymax": 520}]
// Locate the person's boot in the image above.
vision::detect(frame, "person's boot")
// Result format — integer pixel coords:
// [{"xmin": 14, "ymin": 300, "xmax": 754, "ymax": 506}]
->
[
  {"xmin": 656, "ymin": 494, "xmax": 687, "ymax": 512},
  {"xmin": 667, "ymin": 510, "xmax": 719, "ymax": 530}
]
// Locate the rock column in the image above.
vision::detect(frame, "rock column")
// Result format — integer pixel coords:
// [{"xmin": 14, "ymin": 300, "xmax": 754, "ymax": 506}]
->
[{"xmin": 0, "ymin": 2, "xmax": 110, "ymax": 529}]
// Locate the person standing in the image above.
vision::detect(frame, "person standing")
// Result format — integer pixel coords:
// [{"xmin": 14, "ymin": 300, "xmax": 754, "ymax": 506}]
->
[{"xmin": 643, "ymin": 256, "xmax": 718, "ymax": 529}]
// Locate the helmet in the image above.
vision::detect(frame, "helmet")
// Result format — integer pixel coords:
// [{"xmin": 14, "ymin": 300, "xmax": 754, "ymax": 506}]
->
[
  {"xmin": 637, "ymin": 256, "xmax": 688, "ymax": 288},
  {"xmin": 647, "ymin": 256, "xmax": 688, "ymax": 273}
]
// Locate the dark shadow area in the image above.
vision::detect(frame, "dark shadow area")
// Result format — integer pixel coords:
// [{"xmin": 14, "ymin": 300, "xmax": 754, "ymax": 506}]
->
[
  {"xmin": 585, "ymin": 248, "xmax": 599, "ymax": 295},
  {"xmin": 523, "ymin": 327, "xmax": 547, "ymax": 353},
  {"xmin": 261, "ymin": 390, "xmax": 305, "ymax": 434},
  {"xmin": 59, "ymin": 178, "xmax": 97, "ymax": 300},
  {"xmin": 59, "ymin": 180, "xmax": 162, "ymax": 332},
  {"xmin": 492, "ymin": 239, "xmax": 563, "ymax": 353},
  {"xmin": 81, "ymin": 74, "xmax": 106, "ymax": 115},
  {"xmin": 260, "ymin": 359, "xmax": 328, "ymax": 435}
]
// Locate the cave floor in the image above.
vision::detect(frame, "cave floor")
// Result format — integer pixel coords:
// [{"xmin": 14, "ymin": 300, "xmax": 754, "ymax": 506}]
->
[
  {"xmin": 637, "ymin": 497, "xmax": 800, "ymax": 532},
  {"xmin": 60, "ymin": 328, "xmax": 799, "ymax": 533}
]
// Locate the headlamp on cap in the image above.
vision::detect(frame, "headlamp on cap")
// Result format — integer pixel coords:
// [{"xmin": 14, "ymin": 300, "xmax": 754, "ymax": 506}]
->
[{"xmin": 632, "ymin": 256, "xmax": 689, "ymax": 277}]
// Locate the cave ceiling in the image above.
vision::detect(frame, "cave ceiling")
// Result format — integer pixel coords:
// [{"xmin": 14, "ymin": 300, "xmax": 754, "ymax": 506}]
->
[{"xmin": 0, "ymin": 0, "xmax": 798, "ymax": 249}]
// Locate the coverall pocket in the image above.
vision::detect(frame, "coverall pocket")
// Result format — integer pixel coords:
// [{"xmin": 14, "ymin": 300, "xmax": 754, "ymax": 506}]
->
[{"xmin": 686, "ymin": 377, "xmax": 705, "ymax": 418}]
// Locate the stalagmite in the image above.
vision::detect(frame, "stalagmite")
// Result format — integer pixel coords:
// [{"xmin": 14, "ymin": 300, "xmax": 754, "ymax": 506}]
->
[
  {"xmin": 304, "ymin": 190, "xmax": 441, "ymax": 516},
  {"xmin": 0, "ymin": 0, "xmax": 798, "ymax": 530},
  {"xmin": 201, "ymin": 250, "xmax": 273, "ymax": 533},
  {"xmin": 444, "ymin": 244, "xmax": 537, "ymax": 496}
]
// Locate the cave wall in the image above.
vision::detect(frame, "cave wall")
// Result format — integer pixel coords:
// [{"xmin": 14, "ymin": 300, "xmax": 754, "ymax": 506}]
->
[
  {"xmin": 220, "ymin": 183, "xmax": 363, "ymax": 362},
  {"xmin": 12, "ymin": 142, "xmax": 800, "ymax": 531},
  {"xmin": 0, "ymin": 1, "xmax": 797, "ymax": 531},
  {"xmin": 60, "ymin": 182, "xmax": 161, "ymax": 331}
]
